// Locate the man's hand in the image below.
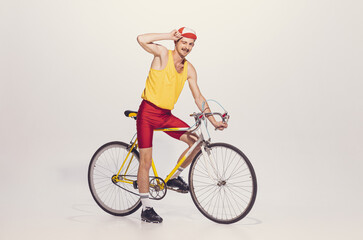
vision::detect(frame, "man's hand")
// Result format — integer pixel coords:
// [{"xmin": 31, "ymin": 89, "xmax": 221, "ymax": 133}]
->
[
  {"xmin": 213, "ymin": 121, "xmax": 228, "ymax": 131},
  {"xmin": 170, "ymin": 29, "xmax": 182, "ymax": 41}
]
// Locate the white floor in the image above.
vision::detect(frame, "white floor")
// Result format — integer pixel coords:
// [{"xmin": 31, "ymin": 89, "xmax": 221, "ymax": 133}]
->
[{"xmin": 1, "ymin": 161, "xmax": 362, "ymax": 240}]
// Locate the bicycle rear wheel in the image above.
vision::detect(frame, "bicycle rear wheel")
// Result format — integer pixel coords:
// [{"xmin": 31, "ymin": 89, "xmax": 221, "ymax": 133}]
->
[
  {"xmin": 88, "ymin": 141, "xmax": 141, "ymax": 216},
  {"xmin": 189, "ymin": 143, "xmax": 257, "ymax": 224}
]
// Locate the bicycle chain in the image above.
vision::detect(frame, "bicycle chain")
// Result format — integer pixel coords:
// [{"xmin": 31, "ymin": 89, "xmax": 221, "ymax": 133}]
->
[{"xmin": 112, "ymin": 175, "xmax": 167, "ymax": 200}]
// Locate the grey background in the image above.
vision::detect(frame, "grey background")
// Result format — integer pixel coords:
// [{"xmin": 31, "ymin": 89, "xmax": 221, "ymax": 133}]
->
[{"xmin": 1, "ymin": 0, "xmax": 362, "ymax": 239}]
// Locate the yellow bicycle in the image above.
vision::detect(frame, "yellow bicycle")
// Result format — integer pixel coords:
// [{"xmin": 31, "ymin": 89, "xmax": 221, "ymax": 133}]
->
[{"xmin": 88, "ymin": 106, "xmax": 257, "ymax": 224}]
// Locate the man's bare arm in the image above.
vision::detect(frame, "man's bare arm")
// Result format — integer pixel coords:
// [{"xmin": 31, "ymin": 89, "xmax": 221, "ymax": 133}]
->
[
  {"xmin": 187, "ymin": 63, "xmax": 228, "ymax": 130},
  {"xmin": 137, "ymin": 30, "xmax": 181, "ymax": 56}
]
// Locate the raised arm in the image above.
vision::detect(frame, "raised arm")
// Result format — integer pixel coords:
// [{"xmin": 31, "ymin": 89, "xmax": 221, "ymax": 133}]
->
[
  {"xmin": 137, "ymin": 30, "xmax": 181, "ymax": 56},
  {"xmin": 187, "ymin": 63, "xmax": 228, "ymax": 130}
]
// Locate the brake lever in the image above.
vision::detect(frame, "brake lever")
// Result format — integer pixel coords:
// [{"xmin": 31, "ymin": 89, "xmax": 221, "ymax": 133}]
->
[{"xmin": 214, "ymin": 112, "xmax": 229, "ymax": 131}]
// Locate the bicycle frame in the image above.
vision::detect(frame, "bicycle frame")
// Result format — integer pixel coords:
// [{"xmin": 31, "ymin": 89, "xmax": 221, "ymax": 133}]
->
[
  {"xmin": 112, "ymin": 111, "xmax": 228, "ymax": 186},
  {"xmin": 113, "ymin": 128, "xmax": 204, "ymax": 185}
]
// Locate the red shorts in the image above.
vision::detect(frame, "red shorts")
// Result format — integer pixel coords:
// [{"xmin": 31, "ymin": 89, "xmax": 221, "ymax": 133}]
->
[{"xmin": 136, "ymin": 100, "xmax": 189, "ymax": 149}]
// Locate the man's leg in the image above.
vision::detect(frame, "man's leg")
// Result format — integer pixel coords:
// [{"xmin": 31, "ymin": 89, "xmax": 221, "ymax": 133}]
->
[
  {"xmin": 138, "ymin": 147, "xmax": 163, "ymax": 223},
  {"xmin": 178, "ymin": 132, "xmax": 202, "ymax": 168},
  {"xmin": 138, "ymin": 147, "xmax": 153, "ymax": 205},
  {"xmin": 167, "ymin": 132, "xmax": 201, "ymax": 192}
]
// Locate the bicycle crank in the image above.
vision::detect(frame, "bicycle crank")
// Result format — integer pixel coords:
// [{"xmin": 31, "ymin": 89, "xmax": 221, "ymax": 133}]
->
[
  {"xmin": 112, "ymin": 175, "xmax": 167, "ymax": 200},
  {"xmin": 148, "ymin": 177, "xmax": 167, "ymax": 200}
]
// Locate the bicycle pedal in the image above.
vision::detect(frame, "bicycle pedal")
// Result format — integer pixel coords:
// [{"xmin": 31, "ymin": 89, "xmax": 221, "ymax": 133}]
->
[{"xmin": 133, "ymin": 181, "xmax": 138, "ymax": 189}]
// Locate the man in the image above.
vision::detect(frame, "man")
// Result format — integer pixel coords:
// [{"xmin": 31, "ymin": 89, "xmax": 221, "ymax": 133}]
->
[{"xmin": 136, "ymin": 27, "xmax": 228, "ymax": 223}]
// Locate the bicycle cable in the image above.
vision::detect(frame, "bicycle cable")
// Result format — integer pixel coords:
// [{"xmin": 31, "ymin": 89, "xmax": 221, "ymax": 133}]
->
[{"xmin": 201, "ymin": 99, "xmax": 228, "ymax": 139}]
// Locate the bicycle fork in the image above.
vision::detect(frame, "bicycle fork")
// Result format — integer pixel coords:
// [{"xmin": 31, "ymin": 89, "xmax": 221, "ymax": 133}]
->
[
  {"xmin": 200, "ymin": 143, "xmax": 221, "ymax": 181},
  {"xmin": 195, "ymin": 129, "xmax": 221, "ymax": 182}
]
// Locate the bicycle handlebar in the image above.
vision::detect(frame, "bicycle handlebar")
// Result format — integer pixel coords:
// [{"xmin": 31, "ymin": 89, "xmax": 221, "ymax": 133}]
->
[{"xmin": 190, "ymin": 112, "xmax": 230, "ymax": 124}]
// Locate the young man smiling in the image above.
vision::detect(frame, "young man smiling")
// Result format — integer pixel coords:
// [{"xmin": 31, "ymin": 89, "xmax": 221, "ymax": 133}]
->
[{"xmin": 136, "ymin": 27, "xmax": 228, "ymax": 223}]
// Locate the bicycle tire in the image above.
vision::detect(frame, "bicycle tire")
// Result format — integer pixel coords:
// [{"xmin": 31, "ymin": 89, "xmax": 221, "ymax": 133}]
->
[
  {"xmin": 88, "ymin": 141, "xmax": 141, "ymax": 216},
  {"xmin": 189, "ymin": 142, "xmax": 257, "ymax": 224}
]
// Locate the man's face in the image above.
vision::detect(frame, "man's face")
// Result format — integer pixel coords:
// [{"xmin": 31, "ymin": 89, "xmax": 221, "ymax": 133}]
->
[{"xmin": 175, "ymin": 37, "xmax": 195, "ymax": 57}]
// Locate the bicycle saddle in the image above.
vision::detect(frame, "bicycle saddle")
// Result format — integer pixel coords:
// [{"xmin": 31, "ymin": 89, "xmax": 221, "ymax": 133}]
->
[{"xmin": 124, "ymin": 110, "xmax": 137, "ymax": 120}]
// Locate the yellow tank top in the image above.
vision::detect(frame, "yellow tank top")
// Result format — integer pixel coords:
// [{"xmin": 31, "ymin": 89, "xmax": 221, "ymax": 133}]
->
[{"xmin": 141, "ymin": 50, "xmax": 188, "ymax": 110}]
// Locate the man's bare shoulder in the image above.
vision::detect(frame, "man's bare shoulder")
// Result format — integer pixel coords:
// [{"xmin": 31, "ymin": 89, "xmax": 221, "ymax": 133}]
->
[
  {"xmin": 187, "ymin": 61, "xmax": 195, "ymax": 68},
  {"xmin": 187, "ymin": 61, "xmax": 197, "ymax": 79},
  {"xmin": 159, "ymin": 45, "xmax": 169, "ymax": 58},
  {"xmin": 150, "ymin": 45, "xmax": 169, "ymax": 70}
]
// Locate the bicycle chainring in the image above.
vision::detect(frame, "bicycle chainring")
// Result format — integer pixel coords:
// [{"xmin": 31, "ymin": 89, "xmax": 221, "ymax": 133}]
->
[{"xmin": 149, "ymin": 177, "xmax": 167, "ymax": 200}]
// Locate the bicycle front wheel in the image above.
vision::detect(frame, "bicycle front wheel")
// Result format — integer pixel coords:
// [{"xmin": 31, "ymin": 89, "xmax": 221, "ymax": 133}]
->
[
  {"xmin": 189, "ymin": 143, "xmax": 257, "ymax": 224},
  {"xmin": 88, "ymin": 141, "xmax": 141, "ymax": 216}
]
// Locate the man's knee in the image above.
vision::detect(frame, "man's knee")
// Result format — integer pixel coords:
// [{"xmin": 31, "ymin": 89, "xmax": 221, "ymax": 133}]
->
[{"xmin": 180, "ymin": 132, "xmax": 199, "ymax": 147}]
